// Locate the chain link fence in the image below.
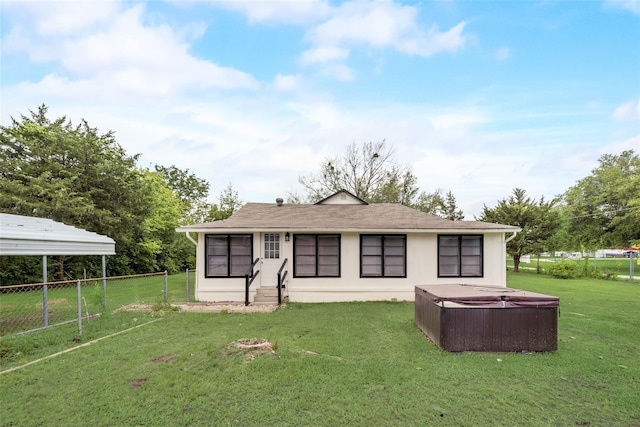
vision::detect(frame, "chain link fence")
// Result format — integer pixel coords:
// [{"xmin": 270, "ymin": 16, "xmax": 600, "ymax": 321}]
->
[{"xmin": 0, "ymin": 270, "xmax": 196, "ymax": 337}]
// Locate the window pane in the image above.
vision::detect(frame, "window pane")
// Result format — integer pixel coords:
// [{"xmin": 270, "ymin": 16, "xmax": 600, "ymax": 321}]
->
[
  {"xmin": 230, "ymin": 235, "xmax": 252, "ymax": 276},
  {"xmin": 461, "ymin": 256, "xmax": 481, "ymax": 276},
  {"xmin": 208, "ymin": 256, "xmax": 228, "ymax": 276},
  {"xmin": 318, "ymin": 236, "xmax": 339, "ymax": 276},
  {"xmin": 230, "ymin": 256, "xmax": 251, "ymax": 276},
  {"xmin": 362, "ymin": 236, "xmax": 382, "ymax": 249},
  {"xmin": 207, "ymin": 236, "xmax": 228, "ymax": 256},
  {"xmin": 439, "ymin": 257, "xmax": 460, "ymax": 276},
  {"xmin": 318, "ymin": 257, "xmax": 339, "ymax": 276},
  {"xmin": 440, "ymin": 236, "xmax": 459, "ymax": 246},
  {"xmin": 362, "ymin": 263, "xmax": 382, "ymax": 276},
  {"xmin": 296, "ymin": 255, "xmax": 316, "ymax": 276},
  {"xmin": 295, "ymin": 235, "xmax": 316, "ymax": 255},
  {"xmin": 439, "ymin": 235, "xmax": 482, "ymax": 277},
  {"xmin": 384, "ymin": 264, "xmax": 405, "ymax": 277},
  {"xmin": 206, "ymin": 236, "xmax": 228, "ymax": 276},
  {"xmin": 361, "ymin": 236, "xmax": 382, "ymax": 276},
  {"xmin": 318, "ymin": 236, "xmax": 339, "ymax": 252}
]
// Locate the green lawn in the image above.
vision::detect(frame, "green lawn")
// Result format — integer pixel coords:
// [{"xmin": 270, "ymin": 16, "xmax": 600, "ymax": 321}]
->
[
  {"xmin": 0, "ymin": 271, "xmax": 195, "ymax": 335},
  {"xmin": 1, "ymin": 273, "xmax": 639, "ymax": 426}
]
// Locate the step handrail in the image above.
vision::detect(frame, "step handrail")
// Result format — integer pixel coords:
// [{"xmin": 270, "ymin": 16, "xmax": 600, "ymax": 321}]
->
[
  {"xmin": 277, "ymin": 258, "xmax": 288, "ymax": 305},
  {"xmin": 245, "ymin": 258, "xmax": 260, "ymax": 306}
]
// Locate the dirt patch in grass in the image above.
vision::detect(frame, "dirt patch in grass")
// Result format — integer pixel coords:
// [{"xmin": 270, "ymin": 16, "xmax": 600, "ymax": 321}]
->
[
  {"xmin": 115, "ymin": 303, "xmax": 279, "ymax": 313},
  {"xmin": 150, "ymin": 355, "xmax": 175, "ymax": 363},
  {"xmin": 223, "ymin": 338, "xmax": 274, "ymax": 360},
  {"xmin": 130, "ymin": 378, "xmax": 148, "ymax": 388}
]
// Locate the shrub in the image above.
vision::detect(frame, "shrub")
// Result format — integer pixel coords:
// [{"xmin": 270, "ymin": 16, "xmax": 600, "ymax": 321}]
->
[{"xmin": 549, "ymin": 261, "xmax": 579, "ymax": 279}]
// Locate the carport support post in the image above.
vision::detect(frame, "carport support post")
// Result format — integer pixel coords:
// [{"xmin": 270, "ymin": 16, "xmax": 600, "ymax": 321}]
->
[
  {"xmin": 42, "ymin": 255, "xmax": 48, "ymax": 328},
  {"xmin": 77, "ymin": 280, "xmax": 83, "ymax": 336},
  {"xmin": 102, "ymin": 256, "xmax": 107, "ymax": 309}
]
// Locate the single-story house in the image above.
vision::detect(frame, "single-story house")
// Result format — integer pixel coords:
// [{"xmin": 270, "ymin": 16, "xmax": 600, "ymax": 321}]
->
[{"xmin": 177, "ymin": 190, "xmax": 520, "ymax": 303}]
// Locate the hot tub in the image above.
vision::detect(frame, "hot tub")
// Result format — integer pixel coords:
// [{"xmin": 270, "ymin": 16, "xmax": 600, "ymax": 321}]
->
[{"xmin": 415, "ymin": 284, "xmax": 559, "ymax": 352}]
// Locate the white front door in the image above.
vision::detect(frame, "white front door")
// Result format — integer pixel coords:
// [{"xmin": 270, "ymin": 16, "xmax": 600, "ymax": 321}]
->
[{"xmin": 261, "ymin": 233, "xmax": 282, "ymax": 287}]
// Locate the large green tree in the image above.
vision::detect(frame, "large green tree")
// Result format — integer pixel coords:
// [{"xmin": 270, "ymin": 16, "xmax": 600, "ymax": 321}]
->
[
  {"xmin": 477, "ymin": 188, "xmax": 561, "ymax": 272},
  {"xmin": 563, "ymin": 150, "xmax": 640, "ymax": 249},
  {"xmin": 0, "ymin": 106, "xmax": 171, "ymax": 281},
  {"xmin": 297, "ymin": 140, "xmax": 451, "ymax": 215}
]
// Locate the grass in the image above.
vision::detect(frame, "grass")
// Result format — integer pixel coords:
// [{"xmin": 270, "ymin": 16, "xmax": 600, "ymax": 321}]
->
[
  {"xmin": 0, "ymin": 271, "xmax": 195, "ymax": 335},
  {"xmin": 1, "ymin": 272, "xmax": 639, "ymax": 426}
]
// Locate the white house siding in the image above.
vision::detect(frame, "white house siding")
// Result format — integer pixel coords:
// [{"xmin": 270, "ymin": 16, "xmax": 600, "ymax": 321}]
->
[{"xmin": 194, "ymin": 231, "xmax": 508, "ymax": 303}]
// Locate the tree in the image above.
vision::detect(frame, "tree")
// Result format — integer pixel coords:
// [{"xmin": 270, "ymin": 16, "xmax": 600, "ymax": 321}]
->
[
  {"xmin": 0, "ymin": 106, "xmax": 154, "ymax": 280},
  {"xmin": 412, "ymin": 189, "xmax": 445, "ymax": 216},
  {"xmin": 298, "ymin": 140, "xmax": 443, "ymax": 209},
  {"xmin": 564, "ymin": 150, "xmax": 640, "ymax": 249},
  {"xmin": 477, "ymin": 188, "xmax": 561, "ymax": 272},
  {"xmin": 212, "ymin": 183, "xmax": 243, "ymax": 220},
  {"xmin": 440, "ymin": 190, "xmax": 465, "ymax": 220},
  {"xmin": 136, "ymin": 170, "xmax": 184, "ymax": 273},
  {"xmin": 154, "ymin": 164, "xmax": 212, "ymax": 224}
]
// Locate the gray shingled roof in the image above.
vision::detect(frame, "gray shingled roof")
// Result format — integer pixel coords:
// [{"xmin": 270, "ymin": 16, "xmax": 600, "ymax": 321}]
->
[{"xmin": 177, "ymin": 203, "xmax": 520, "ymax": 233}]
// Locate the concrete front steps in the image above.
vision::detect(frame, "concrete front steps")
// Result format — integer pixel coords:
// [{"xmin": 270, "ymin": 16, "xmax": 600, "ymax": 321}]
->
[{"xmin": 252, "ymin": 286, "xmax": 284, "ymax": 305}]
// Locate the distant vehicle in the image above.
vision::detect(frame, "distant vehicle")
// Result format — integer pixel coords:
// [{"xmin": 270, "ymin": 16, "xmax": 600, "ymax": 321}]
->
[{"xmin": 623, "ymin": 250, "xmax": 638, "ymax": 258}]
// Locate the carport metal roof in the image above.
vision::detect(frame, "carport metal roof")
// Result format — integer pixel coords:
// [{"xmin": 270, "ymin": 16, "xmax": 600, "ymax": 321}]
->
[{"xmin": 0, "ymin": 213, "xmax": 115, "ymax": 256}]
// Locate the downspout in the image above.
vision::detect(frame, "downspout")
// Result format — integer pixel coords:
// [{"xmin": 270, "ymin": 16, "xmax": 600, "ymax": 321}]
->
[
  {"xmin": 505, "ymin": 230, "xmax": 520, "ymax": 278},
  {"xmin": 505, "ymin": 230, "xmax": 519, "ymax": 244},
  {"xmin": 184, "ymin": 231, "xmax": 198, "ymax": 299},
  {"xmin": 185, "ymin": 232, "xmax": 197, "ymax": 246}
]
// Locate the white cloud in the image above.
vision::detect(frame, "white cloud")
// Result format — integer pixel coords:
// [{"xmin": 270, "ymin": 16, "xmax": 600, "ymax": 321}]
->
[
  {"xmin": 318, "ymin": 64, "xmax": 355, "ymax": 82},
  {"xmin": 604, "ymin": 0, "xmax": 640, "ymax": 15},
  {"xmin": 305, "ymin": 2, "xmax": 467, "ymax": 57},
  {"xmin": 2, "ymin": 2, "xmax": 258, "ymax": 99},
  {"xmin": 612, "ymin": 98, "xmax": 640, "ymax": 121},
  {"xmin": 300, "ymin": 46, "xmax": 350, "ymax": 65},
  {"xmin": 307, "ymin": 2, "xmax": 418, "ymax": 48},
  {"xmin": 273, "ymin": 74, "xmax": 303, "ymax": 91},
  {"xmin": 2, "ymin": 1, "xmax": 120, "ymax": 37},
  {"xmin": 396, "ymin": 21, "xmax": 467, "ymax": 57},
  {"xmin": 216, "ymin": 0, "xmax": 332, "ymax": 25}
]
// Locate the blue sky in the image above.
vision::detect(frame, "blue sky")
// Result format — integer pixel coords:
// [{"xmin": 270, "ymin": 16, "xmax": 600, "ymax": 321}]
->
[{"xmin": 1, "ymin": 0, "xmax": 639, "ymax": 217}]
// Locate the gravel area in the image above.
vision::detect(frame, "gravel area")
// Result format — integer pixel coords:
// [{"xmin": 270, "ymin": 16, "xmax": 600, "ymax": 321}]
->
[
  {"xmin": 173, "ymin": 303, "xmax": 279, "ymax": 313},
  {"xmin": 117, "ymin": 302, "xmax": 279, "ymax": 313}
]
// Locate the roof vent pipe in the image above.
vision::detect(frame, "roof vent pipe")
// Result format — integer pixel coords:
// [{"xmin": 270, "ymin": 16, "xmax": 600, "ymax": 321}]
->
[{"xmin": 276, "ymin": 198, "xmax": 284, "ymax": 207}]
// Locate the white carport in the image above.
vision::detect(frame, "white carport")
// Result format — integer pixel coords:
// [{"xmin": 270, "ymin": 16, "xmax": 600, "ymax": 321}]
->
[{"xmin": 0, "ymin": 213, "xmax": 115, "ymax": 326}]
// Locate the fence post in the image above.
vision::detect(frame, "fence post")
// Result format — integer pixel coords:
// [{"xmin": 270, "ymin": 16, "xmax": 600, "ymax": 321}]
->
[
  {"xmin": 631, "ymin": 253, "xmax": 635, "ymax": 281},
  {"xmin": 186, "ymin": 268, "xmax": 190, "ymax": 303},
  {"xmin": 164, "ymin": 270, "xmax": 168, "ymax": 302},
  {"xmin": 42, "ymin": 255, "xmax": 49, "ymax": 328},
  {"xmin": 77, "ymin": 280, "xmax": 83, "ymax": 337}
]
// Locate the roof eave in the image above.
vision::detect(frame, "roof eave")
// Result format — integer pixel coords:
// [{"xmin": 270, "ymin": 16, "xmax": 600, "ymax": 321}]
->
[{"xmin": 176, "ymin": 226, "xmax": 521, "ymax": 234}]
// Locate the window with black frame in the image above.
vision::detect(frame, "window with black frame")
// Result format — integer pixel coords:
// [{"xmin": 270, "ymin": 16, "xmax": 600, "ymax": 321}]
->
[
  {"xmin": 205, "ymin": 234, "xmax": 252, "ymax": 277},
  {"xmin": 360, "ymin": 235, "xmax": 406, "ymax": 277},
  {"xmin": 293, "ymin": 234, "xmax": 340, "ymax": 277},
  {"xmin": 438, "ymin": 235, "xmax": 483, "ymax": 277}
]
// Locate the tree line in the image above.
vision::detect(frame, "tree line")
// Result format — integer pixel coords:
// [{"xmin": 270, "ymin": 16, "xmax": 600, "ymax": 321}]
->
[
  {"xmin": 1, "ymin": 106, "xmax": 637, "ymax": 284},
  {"xmin": 0, "ymin": 106, "xmax": 241, "ymax": 284}
]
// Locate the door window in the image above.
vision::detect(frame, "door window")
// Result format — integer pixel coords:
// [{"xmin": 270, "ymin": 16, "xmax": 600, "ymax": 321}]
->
[{"xmin": 264, "ymin": 233, "xmax": 280, "ymax": 259}]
